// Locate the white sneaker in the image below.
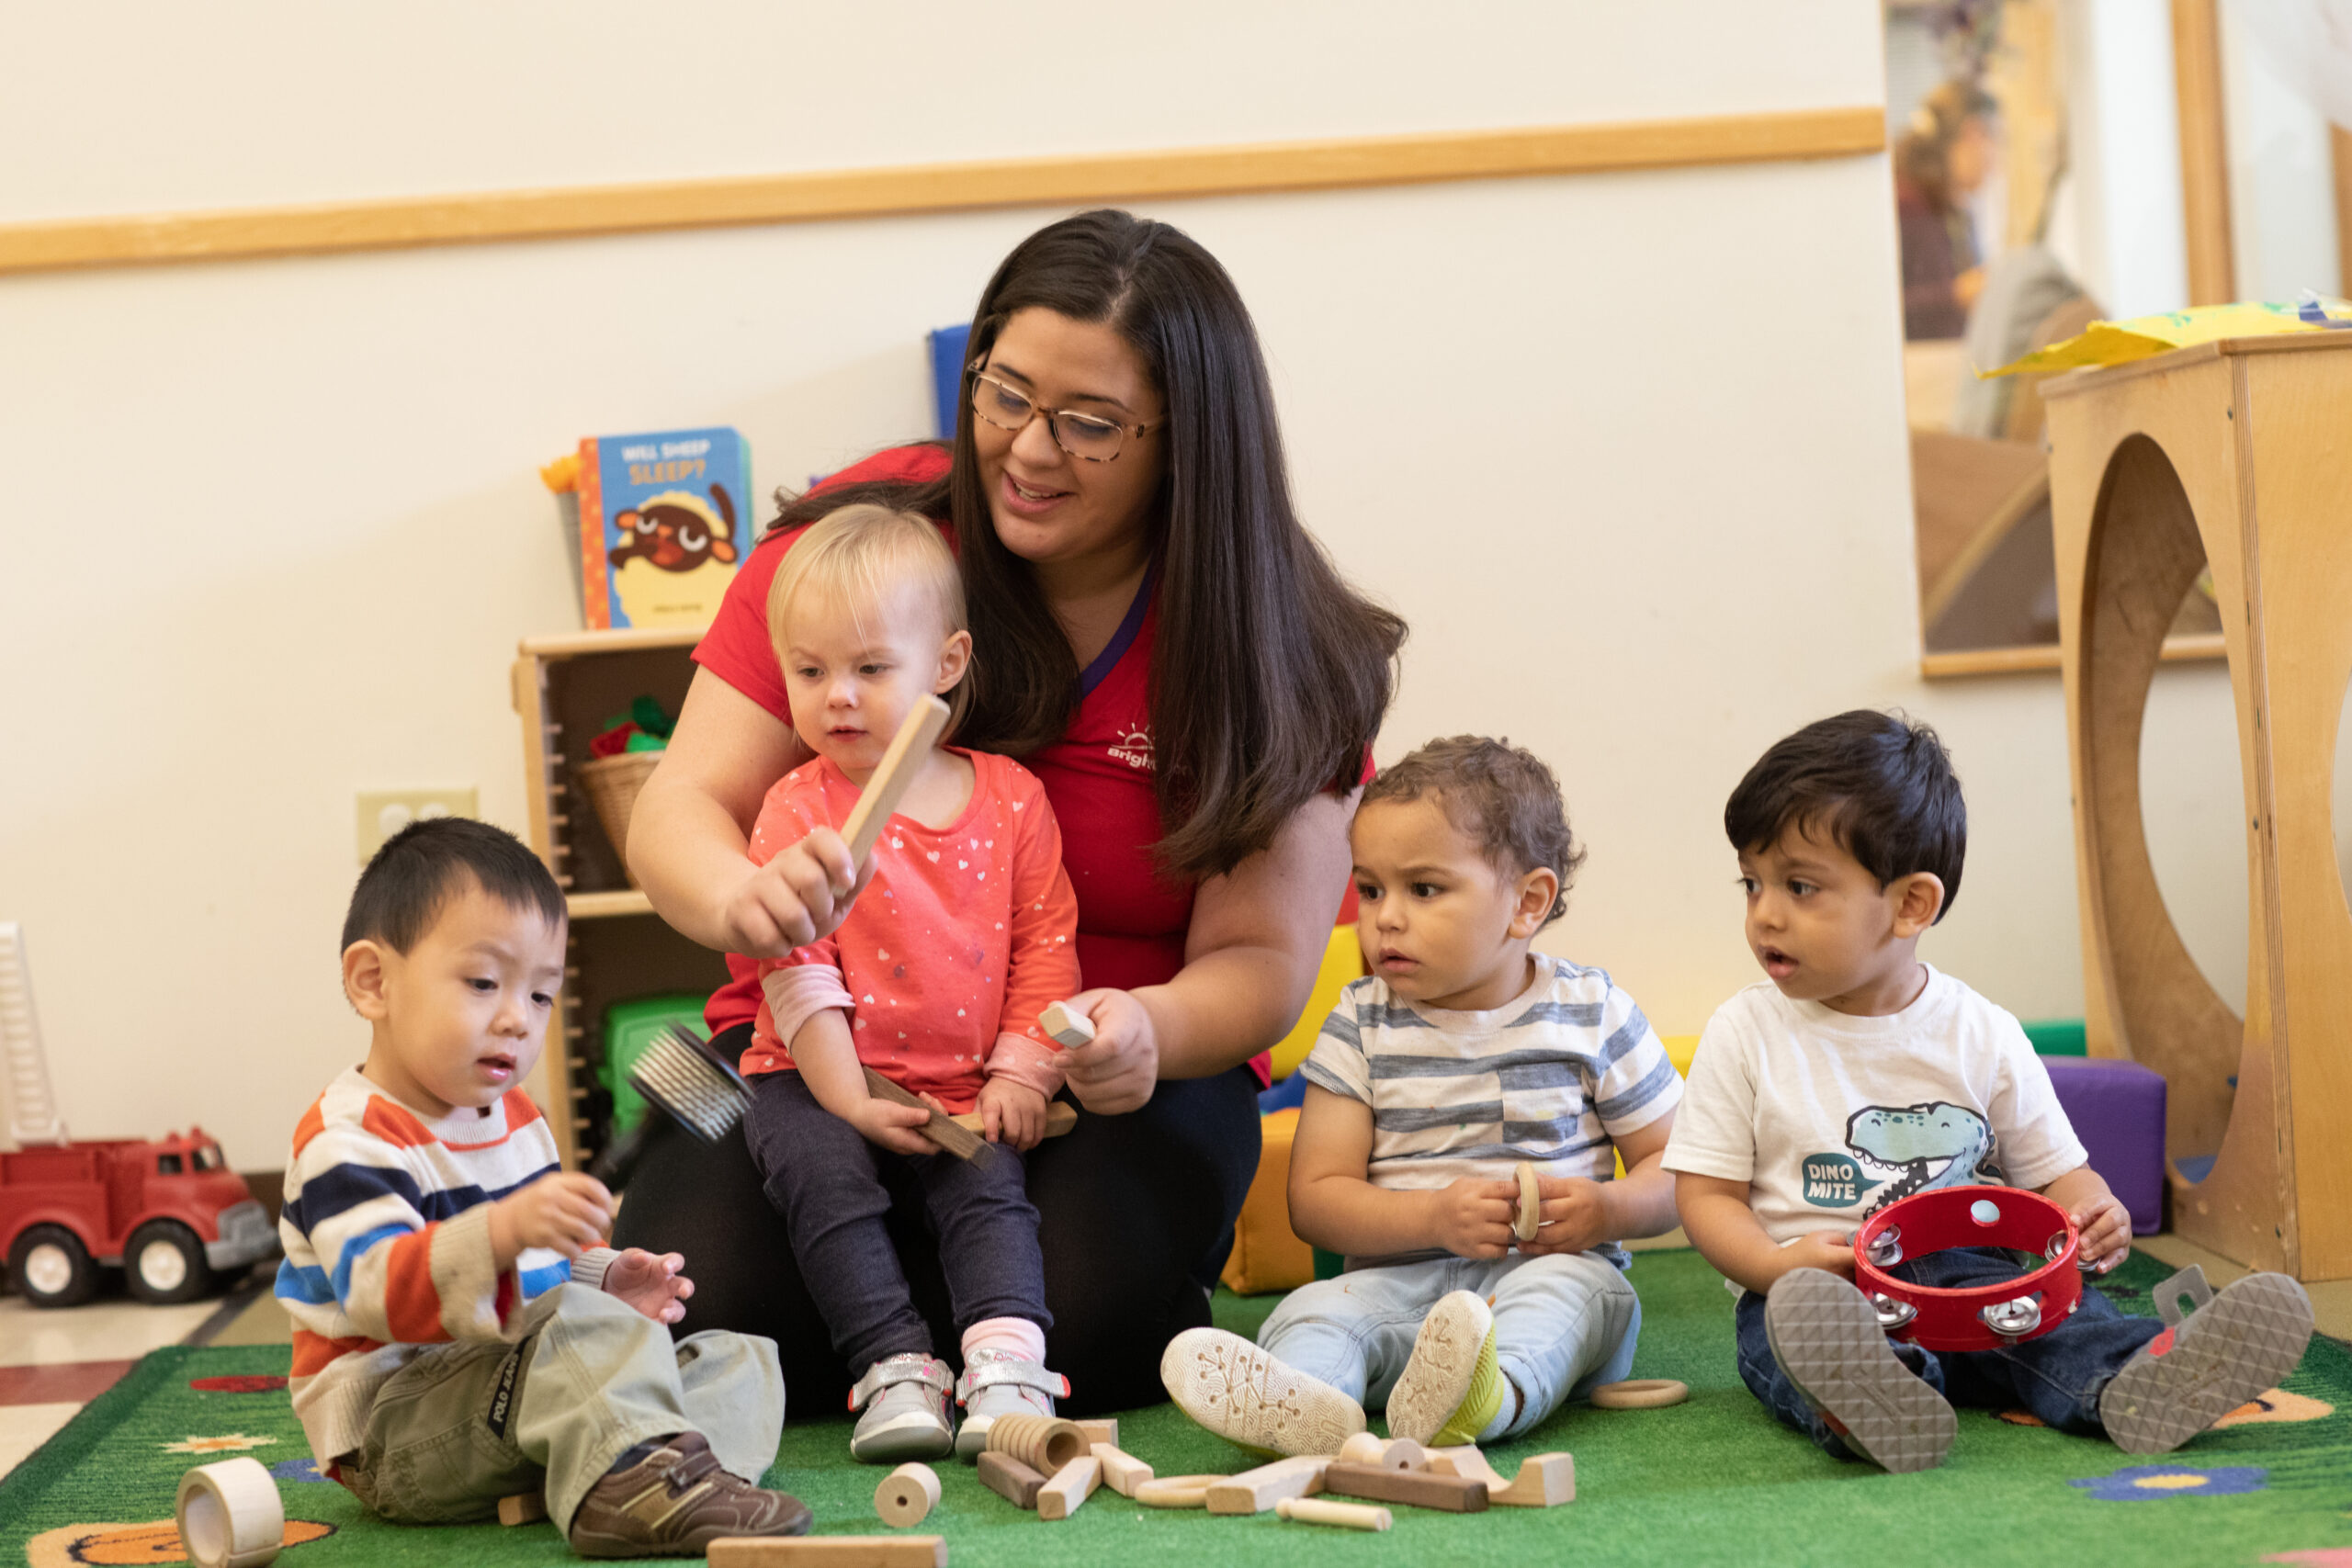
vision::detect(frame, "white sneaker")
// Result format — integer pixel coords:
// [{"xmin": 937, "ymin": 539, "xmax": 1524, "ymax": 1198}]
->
[
  {"xmin": 1159, "ymin": 1327, "xmax": 1366, "ymax": 1458},
  {"xmin": 954, "ymin": 1348, "xmax": 1069, "ymax": 1460},
  {"xmin": 849, "ymin": 1353, "xmax": 956, "ymax": 1463}
]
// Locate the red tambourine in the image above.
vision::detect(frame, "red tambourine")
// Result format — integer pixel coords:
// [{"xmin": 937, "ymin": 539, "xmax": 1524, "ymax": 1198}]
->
[{"xmin": 1850, "ymin": 1184, "xmax": 2086, "ymax": 1351}]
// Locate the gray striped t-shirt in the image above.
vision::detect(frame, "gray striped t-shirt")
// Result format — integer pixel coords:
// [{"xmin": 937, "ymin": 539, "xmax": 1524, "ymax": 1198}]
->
[{"xmin": 1300, "ymin": 954, "xmax": 1682, "ymax": 1267}]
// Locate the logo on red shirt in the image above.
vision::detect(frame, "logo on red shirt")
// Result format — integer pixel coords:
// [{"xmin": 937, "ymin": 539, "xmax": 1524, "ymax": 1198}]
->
[{"xmin": 1108, "ymin": 725, "xmax": 1155, "ymax": 772}]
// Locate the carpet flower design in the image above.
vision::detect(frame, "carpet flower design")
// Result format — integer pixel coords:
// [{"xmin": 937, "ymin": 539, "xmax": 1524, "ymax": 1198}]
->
[
  {"xmin": 162, "ymin": 1432, "xmax": 277, "ymax": 1454},
  {"xmin": 2072, "ymin": 1464, "xmax": 2269, "ymax": 1501},
  {"xmin": 270, "ymin": 1456, "xmax": 329, "ymax": 1483}
]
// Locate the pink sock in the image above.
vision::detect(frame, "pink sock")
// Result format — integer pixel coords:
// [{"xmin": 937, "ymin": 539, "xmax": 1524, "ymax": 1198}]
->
[{"xmin": 962, "ymin": 1316, "xmax": 1046, "ymax": 1365}]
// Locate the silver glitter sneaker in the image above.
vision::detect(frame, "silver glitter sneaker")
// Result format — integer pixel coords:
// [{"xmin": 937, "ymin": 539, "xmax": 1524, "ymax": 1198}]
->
[
  {"xmin": 953, "ymin": 1347, "xmax": 1069, "ymax": 1460},
  {"xmin": 848, "ymin": 1353, "xmax": 956, "ymax": 1463}
]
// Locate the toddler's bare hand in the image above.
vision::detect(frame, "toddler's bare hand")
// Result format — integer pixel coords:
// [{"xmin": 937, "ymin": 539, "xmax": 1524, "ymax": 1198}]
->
[
  {"xmin": 1780, "ymin": 1230, "xmax": 1857, "ymax": 1281},
  {"xmin": 603, "ymin": 1248, "xmax": 694, "ymax": 1325},
  {"xmin": 846, "ymin": 1095, "xmax": 938, "ymax": 1157},
  {"xmin": 2071, "ymin": 1194, "xmax": 2132, "ymax": 1273},
  {"xmin": 1520, "ymin": 1176, "xmax": 1611, "ymax": 1256},
  {"xmin": 977, "ymin": 1077, "xmax": 1047, "ymax": 1151},
  {"xmin": 492, "ymin": 1172, "xmax": 612, "ymax": 1259},
  {"xmin": 1429, "ymin": 1179, "xmax": 1519, "ymax": 1259}
]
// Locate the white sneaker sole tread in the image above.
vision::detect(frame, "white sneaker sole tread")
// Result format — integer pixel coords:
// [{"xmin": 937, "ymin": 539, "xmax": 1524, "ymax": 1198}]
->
[
  {"xmin": 1385, "ymin": 1292, "xmax": 1494, "ymax": 1447},
  {"xmin": 1160, "ymin": 1329, "xmax": 1365, "ymax": 1458}
]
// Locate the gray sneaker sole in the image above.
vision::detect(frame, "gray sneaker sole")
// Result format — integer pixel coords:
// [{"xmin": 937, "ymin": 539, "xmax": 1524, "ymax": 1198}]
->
[
  {"xmin": 2100, "ymin": 1272, "xmax": 2314, "ymax": 1454},
  {"xmin": 851, "ymin": 1409, "xmax": 956, "ymax": 1464},
  {"xmin": 1766, "ymin": 1268, "xmax": 1956, "ymax": 1473}
]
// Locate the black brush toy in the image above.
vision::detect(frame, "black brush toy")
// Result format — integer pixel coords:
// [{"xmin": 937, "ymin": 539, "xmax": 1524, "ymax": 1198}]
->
[{"xmin": 586, "ymin": 1023, "xmax": 752, "ymax": 1190}]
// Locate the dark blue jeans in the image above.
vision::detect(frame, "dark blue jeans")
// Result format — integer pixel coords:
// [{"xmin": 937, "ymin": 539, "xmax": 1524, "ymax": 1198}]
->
[
  {"xmin": 1735, "ymin": 1247, "xmax": 2164, "ymax": 1459},
  {"xmin": 744, "ymin": 1071, "xmax": 1049, "ymax": 1375}
]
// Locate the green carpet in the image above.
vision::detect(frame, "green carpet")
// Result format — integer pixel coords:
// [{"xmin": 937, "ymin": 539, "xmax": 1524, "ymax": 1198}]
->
[{"xmin": 6, "ymin": 1252, "xmax": 2349, "ymax": 1567}]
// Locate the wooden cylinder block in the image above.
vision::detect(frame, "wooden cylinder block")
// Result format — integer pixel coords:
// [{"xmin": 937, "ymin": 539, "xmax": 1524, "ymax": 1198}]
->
[
  {"xmin": 874, "ymin": 1463, "xmax": 940, "ymax": 1527},
  {"xmin": 985, "ymin": 1414, "xmax": 1087, "ymax": 1475}
]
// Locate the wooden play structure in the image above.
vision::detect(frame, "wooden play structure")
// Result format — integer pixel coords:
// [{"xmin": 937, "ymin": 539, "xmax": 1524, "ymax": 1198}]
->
[{"xmin": 2044, "ymin": 333, "xmax": 2352, "ymax": 1281}]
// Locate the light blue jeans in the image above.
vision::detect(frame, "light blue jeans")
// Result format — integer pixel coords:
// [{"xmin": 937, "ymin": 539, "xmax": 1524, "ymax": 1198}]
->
[{"xmin": 1259, "ymin": 1251, "xmax": 1641, "ymax": 1440}]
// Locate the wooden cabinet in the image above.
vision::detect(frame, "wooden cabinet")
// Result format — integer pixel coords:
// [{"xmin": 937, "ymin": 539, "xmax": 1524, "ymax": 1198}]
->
[{"xmin": 510, "ymin": 627, "xmax": 730, "ymax": 1170}]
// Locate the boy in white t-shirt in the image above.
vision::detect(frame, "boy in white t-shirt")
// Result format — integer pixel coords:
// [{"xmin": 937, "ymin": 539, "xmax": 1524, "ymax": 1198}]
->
[
  {"xmin": 1161, "ymin": 738, "xmax": 1683, "ymax": 1455},
  {"xmin": 1664, "ymin": 710, "xmax": 2312, "ymax": 1472}
]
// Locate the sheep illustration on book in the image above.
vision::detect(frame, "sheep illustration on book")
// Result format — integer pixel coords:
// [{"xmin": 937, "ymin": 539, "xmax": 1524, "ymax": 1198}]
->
[{"xmin": 610, "ymin": 483, "xmax": 741, "ymax": 626}]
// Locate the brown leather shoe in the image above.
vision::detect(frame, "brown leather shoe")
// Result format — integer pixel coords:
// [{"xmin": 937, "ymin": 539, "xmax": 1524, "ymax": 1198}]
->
[{"xmin": 569, "ymin": 1432, "xmax": 810, "ymax": 1559}]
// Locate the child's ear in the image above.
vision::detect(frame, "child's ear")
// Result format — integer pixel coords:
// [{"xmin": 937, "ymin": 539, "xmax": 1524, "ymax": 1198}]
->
[
  {"xmin": 1889, "ymin": 872, "xmax": 1946, "ymax": 937},
  {"xmin": 343, "ymin": 941, "xmax": 391, "ymax": 1020},
  {"xmin": 934, "ymin": 629, "xmax": 973, "ymax": 694},
  {"xmin": 1509, "ymin": 866, "xmax": 1561, "ymax": 938}
]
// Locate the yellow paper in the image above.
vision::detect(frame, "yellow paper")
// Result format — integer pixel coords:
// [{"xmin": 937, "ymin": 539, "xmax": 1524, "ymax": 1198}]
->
[{"xmin": 1984, "ymin": 298, "xmax": 2352, "ymax": 378}]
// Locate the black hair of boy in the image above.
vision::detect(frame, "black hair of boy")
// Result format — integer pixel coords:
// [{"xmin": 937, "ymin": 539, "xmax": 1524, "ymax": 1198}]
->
[
  {"xmin": 1724, "ymin": 709, "xmax": 1967, "ymax": 921},
  {"xmin": 341, "ymin": 817, "xmax": 568, "ymax": 954},
  {"xmin": 1362, "ymin": 736, "xmax": 1586, "ymax": 925}
]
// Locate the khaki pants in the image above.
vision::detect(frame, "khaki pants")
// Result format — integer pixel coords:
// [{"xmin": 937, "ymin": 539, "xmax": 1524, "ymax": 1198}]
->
[{"xmin": 338, "ymin": 1284, "xmax": 784, "ymax": 1534}]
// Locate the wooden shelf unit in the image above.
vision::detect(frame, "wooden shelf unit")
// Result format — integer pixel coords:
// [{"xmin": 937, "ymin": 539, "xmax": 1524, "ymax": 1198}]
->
[{"xmin": 511, "ymin": 627, "xmax": 729, "ymax": 1170}]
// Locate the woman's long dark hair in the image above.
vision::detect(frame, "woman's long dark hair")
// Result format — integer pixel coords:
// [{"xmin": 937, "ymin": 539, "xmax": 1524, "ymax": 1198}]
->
[{"xmin": 767, "ymin": 209, "xmax": 1405, "ymax": 881}]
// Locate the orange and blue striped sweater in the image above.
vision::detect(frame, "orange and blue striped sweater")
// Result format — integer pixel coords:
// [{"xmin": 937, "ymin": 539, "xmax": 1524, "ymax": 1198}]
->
[{"xmin": 277, "ymin": 1067, "xmax": 594, "ymax": 1467}]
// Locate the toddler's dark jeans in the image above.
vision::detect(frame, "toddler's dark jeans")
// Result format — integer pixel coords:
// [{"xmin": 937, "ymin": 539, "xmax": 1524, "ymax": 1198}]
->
[
  {"xmin": 744, "ymin": 1070, "xmax": 1050, "ymax": 1374},
  {"xmin": 1735, "ymin": 1246, "xmax": 2164, "ymax": 1459}
]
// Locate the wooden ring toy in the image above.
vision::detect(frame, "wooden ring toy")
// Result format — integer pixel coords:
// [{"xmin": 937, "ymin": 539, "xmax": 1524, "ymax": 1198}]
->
[
  {"xmin": 985, "ymin": 1413, "xmax": 1088, "ymax": 1473},
  {"xmin": 1134, "ymin": 1474, "xmax": 1229, "ymax": 1507},
  {"xmin": 1851, "ymin": 1184, "xmax": 2084, "ymax": 1351},
  {"xmin": 1589, "ymin": 1378, "xmax": 1689, "ymax": 1410}
]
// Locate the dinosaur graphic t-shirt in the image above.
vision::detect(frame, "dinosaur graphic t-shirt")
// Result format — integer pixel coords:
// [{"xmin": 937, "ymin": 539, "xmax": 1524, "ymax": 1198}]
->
[{"xmin": 1660, "ymin": 965, "xmax": 2086, "ymax": 1247}]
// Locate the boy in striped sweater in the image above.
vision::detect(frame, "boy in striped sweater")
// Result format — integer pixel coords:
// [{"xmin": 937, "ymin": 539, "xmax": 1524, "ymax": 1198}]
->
[
  {"xmin": 1164, "ymin": 738, "xmax": 1683, "ymax": 1454},
  {"xmin": 278, "ymin": 818, "xmax": 808, "ymax": 1557}
]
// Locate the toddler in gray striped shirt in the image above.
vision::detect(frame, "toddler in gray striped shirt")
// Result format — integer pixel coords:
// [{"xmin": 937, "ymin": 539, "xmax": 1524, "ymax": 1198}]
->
[{"xmin": 1162, "ymin": 737, "xmax": 1683, "ymax": 1455}]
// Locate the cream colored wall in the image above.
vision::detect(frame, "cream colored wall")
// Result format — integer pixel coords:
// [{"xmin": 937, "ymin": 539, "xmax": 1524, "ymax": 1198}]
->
[{"xmin": 0, "ymin": 1, "xmax": 2263, "ymax": 1170}]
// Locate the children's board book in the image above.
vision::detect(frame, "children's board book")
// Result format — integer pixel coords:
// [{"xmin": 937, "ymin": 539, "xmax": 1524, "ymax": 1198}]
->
[{"xmin": 575, "ymin": 426, "xmax": 751, "ymax": 629}]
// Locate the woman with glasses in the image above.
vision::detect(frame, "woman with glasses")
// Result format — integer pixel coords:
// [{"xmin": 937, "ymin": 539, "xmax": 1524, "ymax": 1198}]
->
[{"xmin": 617, "ymin": 208, "xmax": 1406, "ymax": 1414}]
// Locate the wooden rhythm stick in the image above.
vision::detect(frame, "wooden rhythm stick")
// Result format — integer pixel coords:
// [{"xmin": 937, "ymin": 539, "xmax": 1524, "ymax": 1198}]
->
[
  {"xmin": 862, "ymin": 1066, "xmax": 988, "ymax": 1161},
  {"xmin": 840, "ymin": 695, "xmax": 953, "ymax": 866}
]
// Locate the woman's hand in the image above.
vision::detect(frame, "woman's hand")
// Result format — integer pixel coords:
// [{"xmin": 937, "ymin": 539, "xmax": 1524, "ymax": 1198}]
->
[
  {"xmin": 716, "ymin": 828, "xmax": 867, "ymax": 958},
  {"xmin": 1055, "ymin": 990, "xmax": 1160, "ymax": 1115}
]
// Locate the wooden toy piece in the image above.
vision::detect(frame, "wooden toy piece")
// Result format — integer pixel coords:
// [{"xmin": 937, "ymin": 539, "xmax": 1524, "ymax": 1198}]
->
[
  {"xmin": 1075, "ymin": 1417, "xmax": 1117, "ymax": 1448},
  {"xmin": 1038, "ymin": 1000, "xmax": 1096, "ymax": 1049},
  {"xmin": 1589, "ymin": 1378, "xmax": 1689, "ymax": 1410},
  {"xmin": 1321, "ymin": 1461, "xmax": 1489, "ymax": 1513},
  {"xmin": 1513, "ymin": 1160, "xmax": 1541, "ymax": 1243},
  {"xmin": 1375, "ymin": 1437, "xmax": 1426, "ymax": 1472},
  {"xmin": 175, "ymin": 1457, "xmax": 285, "ymax": 1568},
  {"xmin": 862, "ymin": 1067, "xmax": 988, "ymax": 1162},
  {"xmin": 707, "ymin": 1540, "xmax": 946, "ymax": 1568},
  {"xmin": 1422, "ymin": 1446, "xmax": 1505, "ymax": 1488},
  {"xmin": 1494, "ymin": 1452, "xmax": 1575, "ymax": 1507},
  {"xmin": 1092, "ymin": 1443, "xmax": 1152, "ymax": 1497},
  {"xmin": 1133, "ymin": 1474, "xmax": 1228, "ymax": 1508},
  {"xmin": 1205, "ymin": 1455, "xmax": 1329, "ymax": 1515},
  {"xmin": 839, "ymin": 695, "xmax": 953, "ymax": 866},
  {"xmin": 947, "ymin": 1102, "xmax": 1079, "ymax": 1139},
  {"xmin": 978, "ymin": 1450, "xmax": 1046, "ymax": 1510},
  {"xmin": 874, "ymin": 1463, "xmax": 941, "ymax": 1528},
  {"xmin": 1036, "ymin": 1455, "xmax": 1102, "ymax": 1520},
  {"xmin": 498, "ymin": 1492, "xmax": 548, "ymax": 1527},
  {"xmin": 1277, "ymin": 1497, "xmax": 1393, "ymax": 1532},
  {"xmin": 1336, "ymin": 1431, "xmax": 1389, "ymax": 1467},
  {"xmin": 985, "ymin": 1413, "xmax": 1089, "ymax": 1474}
]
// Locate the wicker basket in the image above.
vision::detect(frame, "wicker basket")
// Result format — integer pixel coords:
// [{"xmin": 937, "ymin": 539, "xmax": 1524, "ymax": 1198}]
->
[{"xmin": 576, "ymin": 750, "xmax": 664, "ymax": 886}]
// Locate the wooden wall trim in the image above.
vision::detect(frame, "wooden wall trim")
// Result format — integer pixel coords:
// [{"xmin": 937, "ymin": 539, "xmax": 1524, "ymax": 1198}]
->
[
  {"xmin": 2170, "ymin": 0, "xmax": 2236, "ymax": 306},
  {"xmin": 0, "ymin": 107, "xmax": 1883, "ymax": 276},
  {"xmin": 2333, "ymin": 125, "xmax": 2352, "ymax": 304}
]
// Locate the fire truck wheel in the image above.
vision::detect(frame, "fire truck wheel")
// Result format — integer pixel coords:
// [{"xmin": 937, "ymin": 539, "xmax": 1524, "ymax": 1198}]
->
[
  {"xmin": 9, "ymin": 1225, "xmax": 97, "ymax": 1308},
  {"xmin": 126, "ymin": 1220, "xmax": 214, "ymax": 1304}
]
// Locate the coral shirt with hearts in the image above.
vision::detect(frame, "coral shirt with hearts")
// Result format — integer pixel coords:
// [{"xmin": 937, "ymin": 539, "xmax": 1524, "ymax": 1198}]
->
[{"xmin": 737, "ymin": 747, "xmax": 1083, "ymax": 1113}]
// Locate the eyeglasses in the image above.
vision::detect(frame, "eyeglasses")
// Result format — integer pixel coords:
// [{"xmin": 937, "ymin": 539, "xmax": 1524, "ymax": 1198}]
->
[{"xmin": 967, "ymin": 365, "xmax": 1159, "ymax": 463}]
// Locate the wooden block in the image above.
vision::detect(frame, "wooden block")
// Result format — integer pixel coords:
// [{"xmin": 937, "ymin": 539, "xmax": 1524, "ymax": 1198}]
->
[
  {"xmin": 984, "ymin": 1413, "xmax": 1088, "ymax": 1474},
  {"xmin": 1589, "ymin": 1378, "xmax": 1689, "ymax": 1410},
  {"xmin": 1036, "ymin": 1454, "xmax": 1102, "ymax": 1520},
  {"xmin": 1039, "ymin": 1000, "xmax": 1095, "ymax": 1048},
  {"xmin": 1277, "ymin": 1497, "xmax": 1392, "ymax": 1531},
  {"xmin": 863, "ymin": 1067, "xmax": 987, "ymax": 1161},
  {"xmin": 708, "ymin": 1540, "xmax": 946, "ymax": 1568},
  {"xmin": 1133, "ymin": 1473, "xmax": 1227, "ymax": 1508},
  {"xmin": 1321, "ymin": 1461, "xmax": 1489, "ymax": 1513},
  {"xmin": 1423, "ymin": 1446, "xmax": 1505, "ymax": 1489},
  {"xmin": 1205, "ymin": 1455, "xmax": 1328, "ymax": 1515},
  {"xmin": 1495, "ymin": 1451, "xmax": 1575, "ymax": 1507},
  {"xmin": 1074, "ymin": 1418, "xmax": 1117, "ymax": 1448},
  {"xmin": 1092, "ymin": 1443, "xmax": 1151, "ymax": 1497},
  {"xmin": 947, "ymin": 1101, "xmax": 1078, "ymax": 1139},
  {"xmin": 839, "ymin": 695, "xmax": 952, "ymax": 865},
  {"xmin": 978, "ymin": 1450, "xmax": 1046, "ymax": 1509},
  {"xmin": 1514, "ymin": 1160, "xmax": 1541, "ymax": 1242},
  {"xmin": 874, "ymin": 1462, "xmax": 940, "ymax": 1527},
  {"xmin": 497, "ymin": 1492, "xmax": 547, "ymax": 1527}
]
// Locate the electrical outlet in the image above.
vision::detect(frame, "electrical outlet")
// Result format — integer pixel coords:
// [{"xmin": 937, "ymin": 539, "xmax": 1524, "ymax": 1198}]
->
[{"xmin": 356, "ymin": 787, "xmax": 479, "ymax": 863}]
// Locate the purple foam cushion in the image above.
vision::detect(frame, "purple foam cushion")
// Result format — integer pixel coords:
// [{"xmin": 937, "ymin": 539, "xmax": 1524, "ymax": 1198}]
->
[{"xmin": 2041, "ymin": 1055, "xmax": 2167, "ymax": 1235}]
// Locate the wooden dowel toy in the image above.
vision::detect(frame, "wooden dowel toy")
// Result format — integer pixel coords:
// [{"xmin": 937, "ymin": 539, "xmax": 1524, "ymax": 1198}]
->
[
  {"xmin": 498, "ymin": 1491, "xmax": 548, "ymax": 1526},
  {"xmin": 874, "ymin": 1463, "xmax": 940, "ymax": 1527},
  {"xmin": 1321, "ymin": 1461, "xmax": 1489, "ymax": 1513},
  {"xmin": 1336, "ymin": 1433, "xmax": 1426, "ymax": 1472},
  {"xmin": 1589, "ymin": 1378, "xmax": 1688, "ymax": 1410},
  {"xmin": 840, "ymin": 696, "xmax": 952, "ymax": 866},
  {"xmin": 708, "ymin": 1540, "xmax": 945, "ymax": 1568},
  {"xmin": 947, "ymin": 1102, "xmax": 1078, "ymax": 1138},
  {"xmin": 984, "ymin": 1413, "xmax": 1088, "ymax": 1474},
  {"xmin": 978, "ymin": 1450, "xmax": 1046, "ymax": 1510},
  {"xmin": 1092, "ymin": 1442, "xmax": 1152, "ymax": 1497},
  {"xmin": 1206, "ymin": 1455, "xmax": 1328, "ymax": 1515},
  {"xmin": 1514, "ymin": 1160, "xmax": 1542, "ymax": 1242},
  {"xmin": 1036, "ymin": 1455, "xmax": 1102, "ymax": 1520},
  {"xmin": 1133, "ymin": 1474, "xmax": 1227, "ymax": 1508},
  {"xmin": 1038, "ymin": 1000, "xmax": 1096, "ymax": 1048},
  {"xmin": 1336, "ymin": 1432, "xmax": 1388, "ymax": 1467},
  {"xmin": 1075, "ymin": 1418, "xmax": 1117, "ymax": 1448},
  {"xmin": 1278, "ymin": 1497, "xmax": 1392, "ymax": 1532},
  {"xmin": 863, "ymin": 1067, "xmax": 988, "ymax": 1162}
]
